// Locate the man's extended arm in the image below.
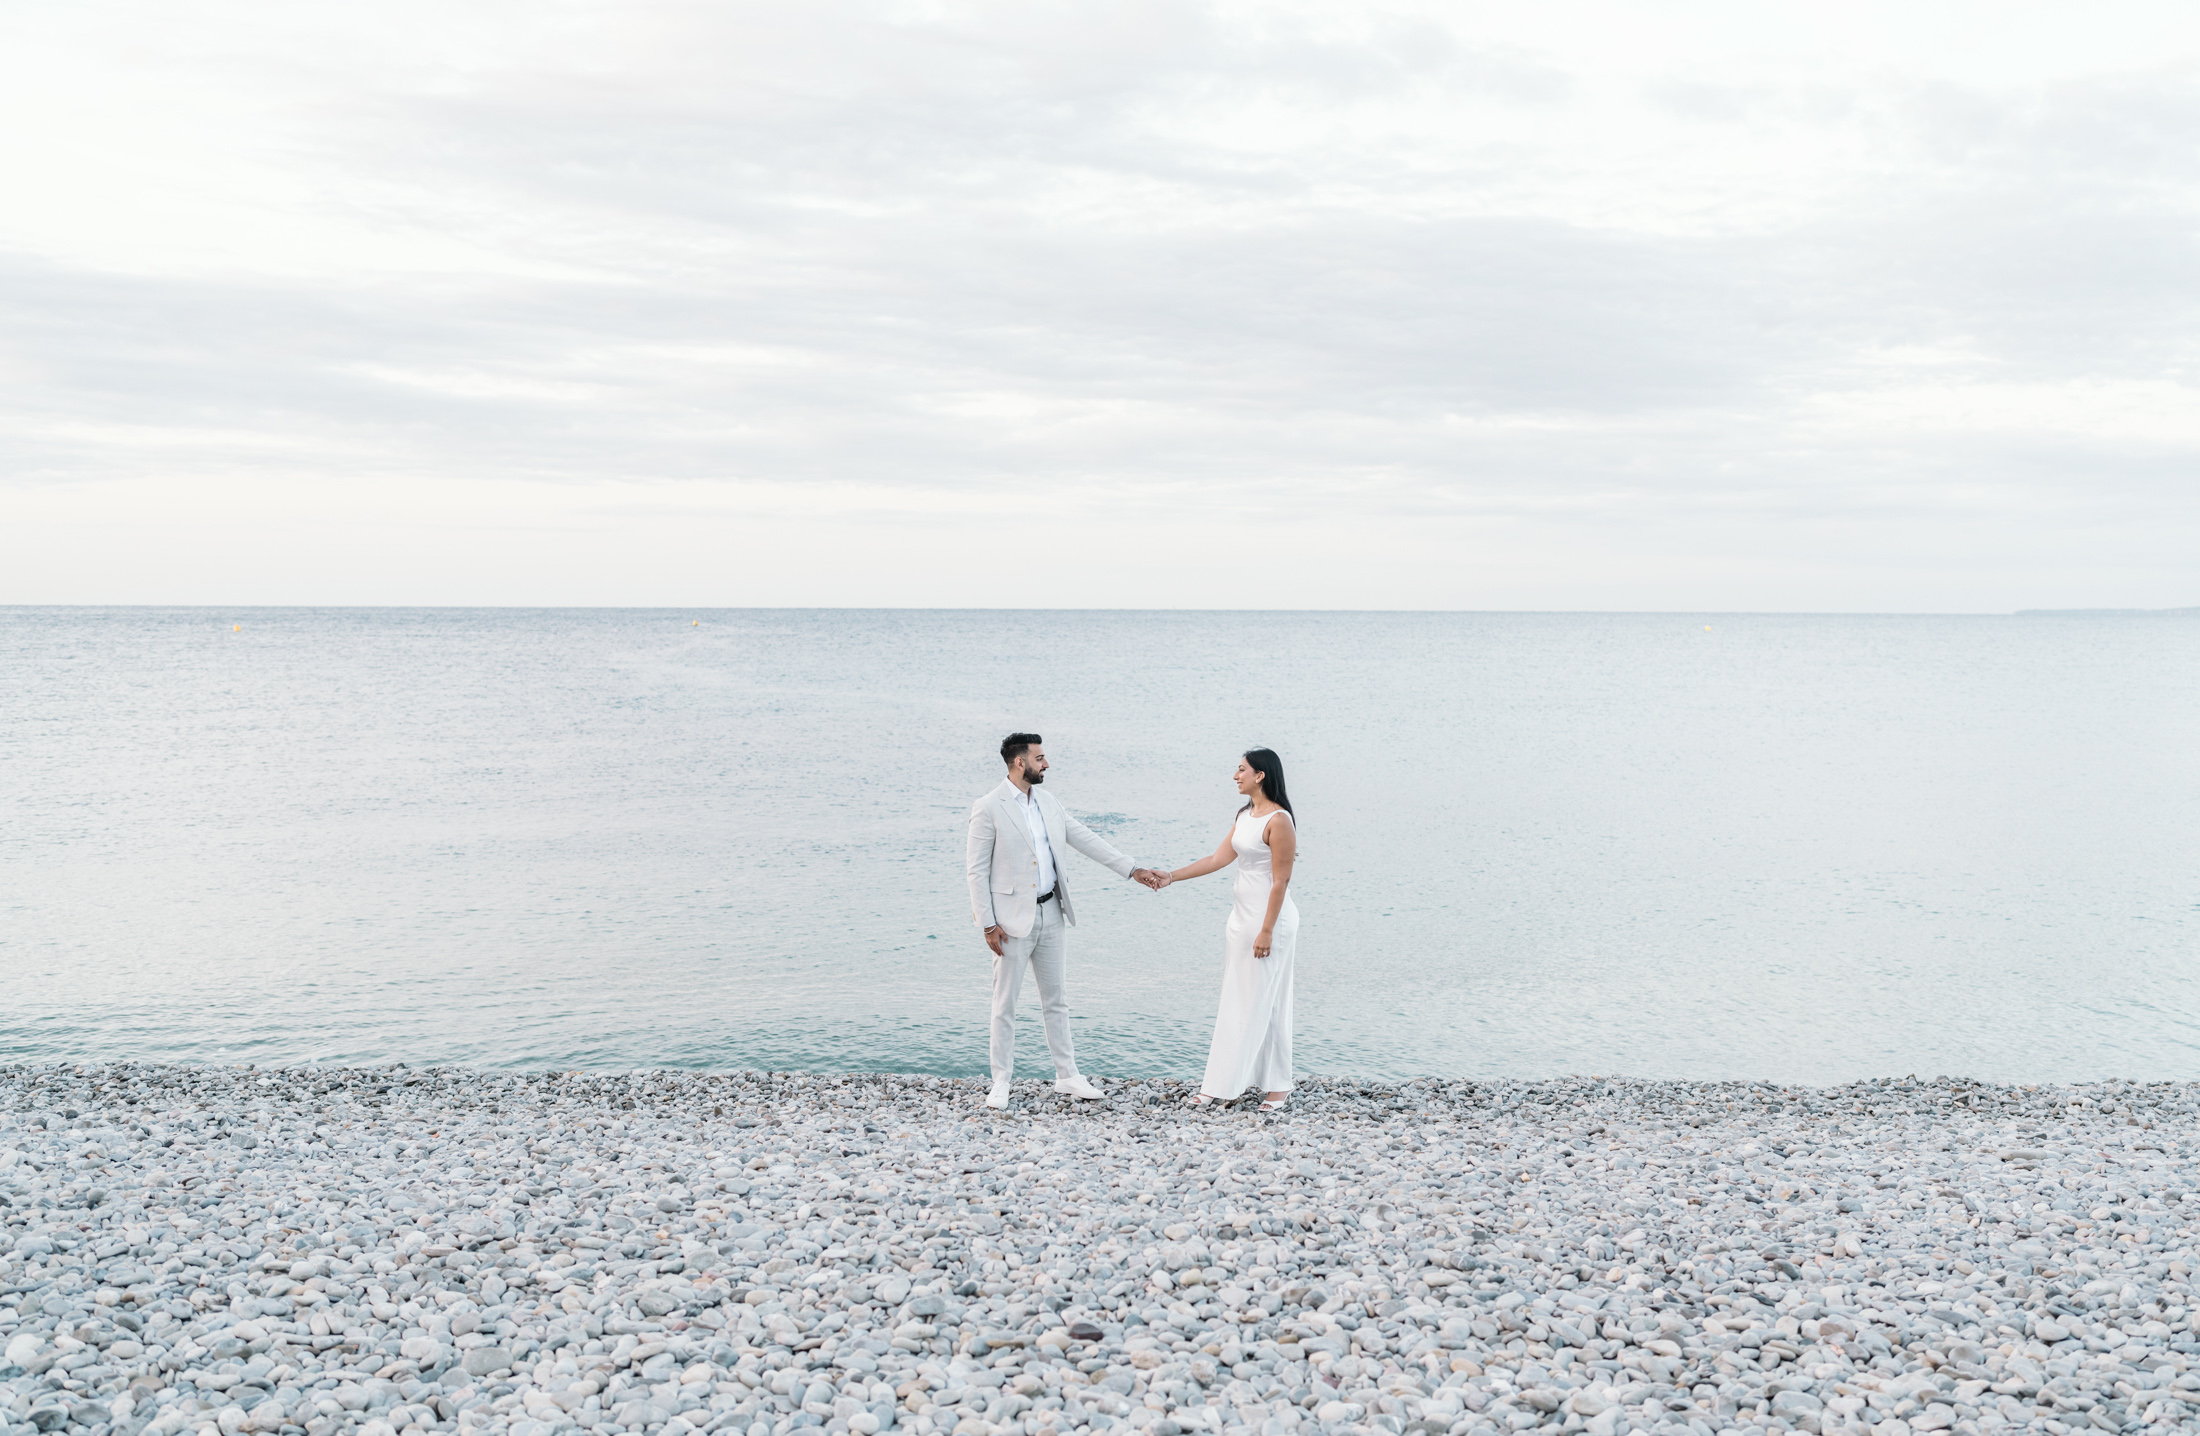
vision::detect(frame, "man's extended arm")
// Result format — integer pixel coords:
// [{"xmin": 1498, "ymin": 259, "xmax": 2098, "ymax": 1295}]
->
[{"xmin": 1061, "ymin": 810, "xmax": 1138, "ymax": 880}]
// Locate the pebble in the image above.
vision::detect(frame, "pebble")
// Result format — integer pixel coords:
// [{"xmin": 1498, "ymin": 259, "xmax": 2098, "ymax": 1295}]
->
[{"xmin": 1, "ymin": 1066, "xmax": 2197, "ymax": 1436}]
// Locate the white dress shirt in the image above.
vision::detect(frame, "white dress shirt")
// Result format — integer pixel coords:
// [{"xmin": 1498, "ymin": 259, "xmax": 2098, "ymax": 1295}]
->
[{"xmin": 1014, "ymin": 784, "xmax": 1060, "ymax": 895}]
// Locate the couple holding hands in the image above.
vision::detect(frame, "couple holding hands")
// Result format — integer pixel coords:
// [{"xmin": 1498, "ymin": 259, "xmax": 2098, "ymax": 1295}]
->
[{"xmin": 964, "ymin": 732, "xmax": 1299, "ymax": 1113}]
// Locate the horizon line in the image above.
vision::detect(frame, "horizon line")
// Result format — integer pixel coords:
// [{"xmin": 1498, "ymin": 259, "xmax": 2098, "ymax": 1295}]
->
[{"xmin": 4, "ymin": 603, "xmax": 2198, "ymax": 618}]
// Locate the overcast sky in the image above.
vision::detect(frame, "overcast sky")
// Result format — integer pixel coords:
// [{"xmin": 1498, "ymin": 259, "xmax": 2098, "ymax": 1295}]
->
[{"xmin": 4, "ymin": 1, "xmax": 2197, "ymax": 609}]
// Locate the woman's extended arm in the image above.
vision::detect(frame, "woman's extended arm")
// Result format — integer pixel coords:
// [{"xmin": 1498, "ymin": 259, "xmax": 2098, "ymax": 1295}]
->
[
  {"xmin": 1164, "ymin": 825, "xmax": 1241, "ymax": 886},
  {"xmin": 1254, "ymin": 813, "xmax": 1296, "ymax": 957}
]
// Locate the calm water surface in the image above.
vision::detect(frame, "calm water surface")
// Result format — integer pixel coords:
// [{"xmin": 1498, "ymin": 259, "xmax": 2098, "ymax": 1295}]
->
[{"xmin": 3, "ymin": 608, "xmax": 2195, "ymax": 1082}]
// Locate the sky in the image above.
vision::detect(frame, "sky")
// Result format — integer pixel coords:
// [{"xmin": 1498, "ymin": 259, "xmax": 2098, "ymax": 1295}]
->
[{"xmin": 3, "ymin": 0, "xmax": 2197, "ymax": 610}]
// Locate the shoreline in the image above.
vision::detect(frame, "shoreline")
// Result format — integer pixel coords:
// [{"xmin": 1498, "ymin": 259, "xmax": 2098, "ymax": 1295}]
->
[{"xmin": 3, "ymin": 1067, "xmax": 2197, "ymax": 1436}]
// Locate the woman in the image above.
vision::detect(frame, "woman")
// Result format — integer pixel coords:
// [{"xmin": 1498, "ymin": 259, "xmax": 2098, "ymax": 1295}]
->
[{"xmin": 1154, "ymin": 748, "xmax": 1298, "ymax": 1111}]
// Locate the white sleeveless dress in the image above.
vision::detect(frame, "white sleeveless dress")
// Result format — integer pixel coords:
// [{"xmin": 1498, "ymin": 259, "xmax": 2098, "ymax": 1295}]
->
[{"xmin": 1198, "ymin": 807, "xmax": 1297, "ymax": 1098}]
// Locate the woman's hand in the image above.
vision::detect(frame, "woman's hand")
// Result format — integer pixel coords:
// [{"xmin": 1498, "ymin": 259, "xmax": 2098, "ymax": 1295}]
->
[{"xmin": 1254, "ymin": 927, "xmax": 1274, "ymax": 958}]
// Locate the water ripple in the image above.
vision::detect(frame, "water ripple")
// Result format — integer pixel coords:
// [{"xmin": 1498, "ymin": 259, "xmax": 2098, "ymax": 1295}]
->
[{"xmin": 4, "ymin": 607, "xmax": 2196, "ymax": 1081}]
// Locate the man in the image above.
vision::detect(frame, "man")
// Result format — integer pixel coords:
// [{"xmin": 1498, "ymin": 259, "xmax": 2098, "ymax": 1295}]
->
[{"xmin": 966, "ymin": 732, "xmax": 1162, "ymax": 1110}]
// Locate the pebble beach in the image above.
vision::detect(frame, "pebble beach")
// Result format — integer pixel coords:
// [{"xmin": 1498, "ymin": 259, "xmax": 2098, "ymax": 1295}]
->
[{"xmin": 4, "ymin": 1068, "xmax": 2197, "ymax": 1436}]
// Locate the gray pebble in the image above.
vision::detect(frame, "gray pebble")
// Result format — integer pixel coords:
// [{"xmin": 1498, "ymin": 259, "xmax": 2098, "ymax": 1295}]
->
[{"xmin": 0, "ymin": 1067, "xmax": 2195, "ymax": 1436}]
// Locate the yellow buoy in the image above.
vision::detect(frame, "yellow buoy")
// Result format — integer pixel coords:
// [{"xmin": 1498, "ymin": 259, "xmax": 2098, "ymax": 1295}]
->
[
  {"xmin": 234, "ymin": 624, "xmax": 241, "ymax": 632},
  {"xmin": 693, "ymin": 620, "xmax": 699, "ymax": 626},
  {"xmin": 1703, "ymin": 625, "xmax": 1711, "ymax": 631}
]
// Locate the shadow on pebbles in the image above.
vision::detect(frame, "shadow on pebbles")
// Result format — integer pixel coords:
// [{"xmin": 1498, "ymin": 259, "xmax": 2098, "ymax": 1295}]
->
[{"xmin": 3, "ymin": 1067, "xmax": 2198, "ymax": 1436}]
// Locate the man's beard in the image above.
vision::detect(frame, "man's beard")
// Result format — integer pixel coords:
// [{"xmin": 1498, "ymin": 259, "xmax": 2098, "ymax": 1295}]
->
[{"xmin": 1024, "ymin": 768, "xmax": 1044, "ymax": 784}]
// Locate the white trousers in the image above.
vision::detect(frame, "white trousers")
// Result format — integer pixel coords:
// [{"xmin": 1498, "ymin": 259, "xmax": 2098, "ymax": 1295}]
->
[{"xmin": 990, "ymin": 898, "xmax": 1078, "ymax": 1083}]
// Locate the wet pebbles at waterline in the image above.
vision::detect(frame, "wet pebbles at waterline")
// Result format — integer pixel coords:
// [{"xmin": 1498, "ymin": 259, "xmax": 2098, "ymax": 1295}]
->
[{"xmin": 3, "ymin": 1067, "xmax": 2198, "ymax": 1436}]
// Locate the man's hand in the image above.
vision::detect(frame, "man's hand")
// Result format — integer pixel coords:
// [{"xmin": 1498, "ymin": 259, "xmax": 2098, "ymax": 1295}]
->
[
  {"xmin": 984, "ymin": 924, "xmax": 1006, "ymax": 956},
  {"xmin": 1133, "ymin": 868, "xmax": 1170, "ymax": 890}
]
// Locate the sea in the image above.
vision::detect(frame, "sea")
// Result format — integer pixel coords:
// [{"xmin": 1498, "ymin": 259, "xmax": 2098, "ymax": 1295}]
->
[{"xmin": 3, "ymin": 608, "xmax": 2195, "ymax": 1084}]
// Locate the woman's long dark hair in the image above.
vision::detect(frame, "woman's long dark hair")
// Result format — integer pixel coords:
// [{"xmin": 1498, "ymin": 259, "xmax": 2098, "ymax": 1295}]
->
[{"xmin": 1238, "ymin": 747, "xmax": 1295, "ymax": 826}]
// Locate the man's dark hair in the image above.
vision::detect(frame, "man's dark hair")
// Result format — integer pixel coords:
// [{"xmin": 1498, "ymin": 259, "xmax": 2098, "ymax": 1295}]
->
[{"xmin": 1001, "ymin": 732, "xmax": 1042, "ymax": 766}]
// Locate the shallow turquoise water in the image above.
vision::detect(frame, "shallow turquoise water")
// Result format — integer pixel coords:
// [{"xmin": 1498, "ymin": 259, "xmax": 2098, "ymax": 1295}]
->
[{"xmin": 4, "ymin": 608, "xmax": 2195, "ymax": 1081}]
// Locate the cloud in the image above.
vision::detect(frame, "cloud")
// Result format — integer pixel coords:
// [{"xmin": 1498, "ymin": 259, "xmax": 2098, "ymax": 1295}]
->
[{"xmin": 2, "ymin": 1, "xmax": 2198, "ymax": 606}]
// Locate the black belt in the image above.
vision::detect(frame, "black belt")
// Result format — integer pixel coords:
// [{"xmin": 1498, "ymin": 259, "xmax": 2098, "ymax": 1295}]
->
[{"xmin": 1037, "ymin": 888, "xmax": 1057, "ymax": 903}]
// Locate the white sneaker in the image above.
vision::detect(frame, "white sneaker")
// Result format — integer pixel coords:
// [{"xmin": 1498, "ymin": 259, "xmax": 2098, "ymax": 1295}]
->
[
  {"xmin": 1055, "ymin": 1075, "xmax": 1105, "ymax": 1100},
  {"xmin": 985, "ymin": 1078, "xmax": 1012, "ymax": 1110}
]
